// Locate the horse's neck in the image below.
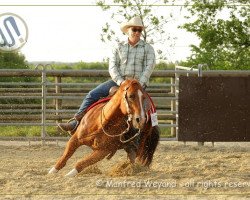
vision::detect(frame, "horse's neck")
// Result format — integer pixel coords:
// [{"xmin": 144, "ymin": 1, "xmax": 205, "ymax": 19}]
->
[{"xmin": 102, "ymin": 91, "xmax": 125, "ymax": 122}]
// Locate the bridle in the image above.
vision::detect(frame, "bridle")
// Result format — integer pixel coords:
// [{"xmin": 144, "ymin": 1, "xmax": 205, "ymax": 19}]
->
[{"xmin": 100, "ymin": 82, "xmax": 141, "ymax": 143}]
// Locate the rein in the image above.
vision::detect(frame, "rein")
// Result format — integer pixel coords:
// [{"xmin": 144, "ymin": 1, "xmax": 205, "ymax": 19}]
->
[{"xmin": 100, "ymin": 83, "xmax": 141, "ymax": 143}]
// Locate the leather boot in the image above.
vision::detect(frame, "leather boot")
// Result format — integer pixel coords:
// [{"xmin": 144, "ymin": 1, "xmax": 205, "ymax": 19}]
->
[
  {"xmin": 74, "ymin": 111, "xmax": 86, "ymax": 121},
  {"xmin": 57, "ymin": 111, "xmax": 86, "ymax": 135},
  {"xmin": 58, "ymin": 122, "xmax": 76, "ymax": 133}
]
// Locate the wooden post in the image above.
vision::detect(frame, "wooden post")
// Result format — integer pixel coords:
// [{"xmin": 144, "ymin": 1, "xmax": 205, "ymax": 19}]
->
[
  {"xmin": 41, "ymin": 67, "xmax": 47, "ymax": 145},
  {"xmin": 55, "ymin": 76, "xmax": 62, "ymax": 124},
  {"xmin": 197, "ymin": 64, "xmax": 205, "ymax": 146},
  {"xmin": 175, "ymin": 70, "xmax": 179, "ymax": 140},
  {"xmin": 170, "ymin": 77, "xmax": 176, "ymax": 137}
]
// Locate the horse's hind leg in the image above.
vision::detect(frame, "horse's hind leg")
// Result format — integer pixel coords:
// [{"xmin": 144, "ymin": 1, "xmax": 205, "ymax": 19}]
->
[
  {"xmin": 65, "ymin": 150, "xmax": 110, "ymax": 177},
  {"xmin": 48, "ymin": 134, "xmax": 81, "ymax": 174}
]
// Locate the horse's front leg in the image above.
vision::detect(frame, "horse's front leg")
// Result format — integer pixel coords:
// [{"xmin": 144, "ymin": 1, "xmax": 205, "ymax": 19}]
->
[
  {"xmin": 48, "ymin": 134, "xmax": 81, "ymax": 174},
  {"xmin": 124, "ymin": 147, "xmax": 136, "ymax": 164},
  {"xmin": 65, "ymin": 149, "xmax": 110, "ymax": 177}
]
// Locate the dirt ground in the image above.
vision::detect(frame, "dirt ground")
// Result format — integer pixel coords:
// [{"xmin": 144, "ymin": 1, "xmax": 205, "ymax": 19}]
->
[{"xmin": 0, "ymin": 140, "xmax": 249, "ymax": 200}]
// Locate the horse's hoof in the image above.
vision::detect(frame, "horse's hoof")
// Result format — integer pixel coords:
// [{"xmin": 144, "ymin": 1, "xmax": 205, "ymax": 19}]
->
[
  {"xmin": 65, "ymin": 168, "xmax": 78, "ymax": 177},
  {"xmin": 48, "ymin": 167, "xmax": 58, "ymax": 174}
]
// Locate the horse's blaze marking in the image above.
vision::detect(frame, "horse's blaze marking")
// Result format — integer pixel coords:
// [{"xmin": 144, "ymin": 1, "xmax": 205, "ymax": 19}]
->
[{"xmin": 138, "ymin": 90, "xmax": 145, "ymax": 119}]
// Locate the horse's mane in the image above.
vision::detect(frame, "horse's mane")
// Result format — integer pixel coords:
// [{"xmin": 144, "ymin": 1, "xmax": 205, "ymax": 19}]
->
[{"xmin": 137, "ymin": 125, "xmax": 160, "ymax": 166}]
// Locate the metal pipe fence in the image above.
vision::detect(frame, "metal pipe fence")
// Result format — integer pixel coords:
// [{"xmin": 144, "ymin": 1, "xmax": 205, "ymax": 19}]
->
[
  {"xmin": 0, "ymin": 67, "xmax": 178, "ymax": 141},
  {"xmin": 1, "ymin": 67, "xmax": 249, "ymax": 141}
]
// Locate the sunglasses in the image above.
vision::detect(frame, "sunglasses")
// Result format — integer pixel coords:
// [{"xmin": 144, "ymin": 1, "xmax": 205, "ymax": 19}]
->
[{"xmin": 131, "ymin": 28, "xmax": 143, "ymax": 33}]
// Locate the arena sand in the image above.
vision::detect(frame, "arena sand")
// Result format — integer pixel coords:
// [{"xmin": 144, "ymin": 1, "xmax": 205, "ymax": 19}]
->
[{"xmin": 0, "ymin": 141, "xmax": 249, "ymax": 200}]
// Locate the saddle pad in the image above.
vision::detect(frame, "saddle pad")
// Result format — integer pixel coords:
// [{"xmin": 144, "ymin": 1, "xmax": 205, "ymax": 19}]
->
[
  {"xmin": 145, "ymin": 93, "xmax": 158, "ymax": 126},
  {"xmin": 86, "ymin": 97, "xmax": 111, "ymax": 112},
  {"xmin": 145, "ymin": 93, "xmax": 156, "ymax": 113}
]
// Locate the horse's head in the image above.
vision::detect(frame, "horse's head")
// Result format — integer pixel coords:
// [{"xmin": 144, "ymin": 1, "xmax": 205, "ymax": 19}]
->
[{"xmin": 120, "ymin": 79, "xmax": 146, "ymax": 130}]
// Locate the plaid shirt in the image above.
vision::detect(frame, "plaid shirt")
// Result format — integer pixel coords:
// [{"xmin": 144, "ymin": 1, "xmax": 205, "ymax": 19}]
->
[{"xmin": 109, "ymin": 39, "xmax": 156, "ymax": 86}]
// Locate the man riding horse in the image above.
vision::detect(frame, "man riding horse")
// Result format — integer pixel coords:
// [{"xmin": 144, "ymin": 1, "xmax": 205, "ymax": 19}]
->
[
  {"xmin": 58, "ymin": 16, "xmax": 156, "ymax": 134},
  {"xmin": 49, "ymin": 17, "xmax": 159, "ymax": 177}
]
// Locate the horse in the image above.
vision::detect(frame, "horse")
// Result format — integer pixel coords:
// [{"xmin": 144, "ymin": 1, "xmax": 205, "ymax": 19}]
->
[{"xmin": 48, "ymin": 79, "xmax": 160, "ymax": 177}]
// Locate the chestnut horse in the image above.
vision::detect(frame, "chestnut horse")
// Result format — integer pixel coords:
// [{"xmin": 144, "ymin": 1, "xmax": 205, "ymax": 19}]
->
[{"xmin": 48, "ymin": 79, "xmax": 160, "ymax": 177}]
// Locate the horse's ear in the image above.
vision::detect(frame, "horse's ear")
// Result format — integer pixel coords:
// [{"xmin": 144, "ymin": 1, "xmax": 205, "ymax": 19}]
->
[
  {"xmin": 120, "ymin": 79, "xmax": 141, "ymax": 90},
  {"xmin": 120, "ymin": 79, "xmax": 130, "ymax": 90}
]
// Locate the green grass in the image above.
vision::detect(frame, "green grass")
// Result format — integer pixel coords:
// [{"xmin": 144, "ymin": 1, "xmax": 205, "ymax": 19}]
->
[
  {"xmin": 0, "ymin": 126, "xmax": 173, "ymax": 138},
  {"xmin": 0, "ymin": 126, "xmax": 67, "ymax": 137},
  {"xmin": 159, "ymin": 127, "xmax": 174, "ymax": 138}
]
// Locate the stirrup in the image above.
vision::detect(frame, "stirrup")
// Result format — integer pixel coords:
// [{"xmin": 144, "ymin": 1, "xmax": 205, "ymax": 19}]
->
[
  {"xmin": 57, "ymin": 118, "xmax": 79, "ymax": 136},
  {"xmin": 68, "ymin": 117, "xmax": 79, "ymax": 135}
]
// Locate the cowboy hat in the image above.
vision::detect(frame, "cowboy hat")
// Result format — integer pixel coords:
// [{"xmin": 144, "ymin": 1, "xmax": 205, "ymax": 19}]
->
[{"xmin": 120, "ymin": 16, "xmax": 144, "ymax": 34}]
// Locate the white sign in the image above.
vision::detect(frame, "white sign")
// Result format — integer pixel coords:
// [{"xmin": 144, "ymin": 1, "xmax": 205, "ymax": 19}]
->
[{"xmin": 0, "ymin": 13, "xmax": 28, "ymax": 52}]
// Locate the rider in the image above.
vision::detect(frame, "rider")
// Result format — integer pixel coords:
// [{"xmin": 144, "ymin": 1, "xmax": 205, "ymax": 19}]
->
[{"xmin": 58, "ymin": 16, "xmax": 156, "ymax": 134}]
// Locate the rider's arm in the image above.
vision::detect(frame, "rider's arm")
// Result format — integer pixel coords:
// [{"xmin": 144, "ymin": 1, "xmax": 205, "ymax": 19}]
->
[
  {"xmin": 109, "ymin": 44, "xmax": 125, "ymax": 86},
  {"xmin": 139, "ymin": 44, "xmax": 156, "ymax": 87}
]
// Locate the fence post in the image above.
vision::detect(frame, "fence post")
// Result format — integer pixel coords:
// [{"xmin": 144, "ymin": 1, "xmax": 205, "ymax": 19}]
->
[
  {"xmin": 55, "ymin": 76, "xmax": 62, "ymax": 124},
  {"xmin": 170, "ymin": 77, "xmax": 176, "ymax": 137},
  {"xmin": 197, "ymin": 64, "xmax": 204, "ymax": 146},
  {"xmin": 41, "ymin": 66, "xmax": 47, "ymax": 144},
  {"xmin": 174, "ymin": 66, "xmax": 179, "ymax": 140},
  {"xmin": 35, "ymin": 64, "xmax": 47, "ymax": 144}
]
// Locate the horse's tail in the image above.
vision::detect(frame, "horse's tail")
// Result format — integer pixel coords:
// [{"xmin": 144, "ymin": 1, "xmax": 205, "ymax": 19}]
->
[{"xmin": 137, "ymin": 125, "xmax": 160, "ymax": 167}]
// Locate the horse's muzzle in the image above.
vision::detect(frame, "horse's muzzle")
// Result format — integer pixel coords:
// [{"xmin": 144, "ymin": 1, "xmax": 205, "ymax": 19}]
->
[{"xmin": 133, "ymin": 115, "xmax": 146, "ymax": 129}]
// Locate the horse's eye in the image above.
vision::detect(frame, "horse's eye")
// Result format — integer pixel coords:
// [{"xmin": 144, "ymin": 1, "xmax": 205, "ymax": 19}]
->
[{"xmin": 128, "ymin": 94, "xmax": 135, "ymax": 99}]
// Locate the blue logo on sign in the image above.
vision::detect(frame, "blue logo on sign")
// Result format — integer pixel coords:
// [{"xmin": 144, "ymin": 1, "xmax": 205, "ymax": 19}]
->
[{"xmin": 0, "ymin": 13, "xmax": 28, "ymax": 52}]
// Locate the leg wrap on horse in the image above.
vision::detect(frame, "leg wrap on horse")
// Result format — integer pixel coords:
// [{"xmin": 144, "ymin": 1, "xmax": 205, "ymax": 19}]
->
[
  {"xmin": 65, "ymin": 168, "xmax": 78, "ymax": 177},
  {"xmin": 48, "ymin": 167, "xmax": 58, "ymax": 174}
]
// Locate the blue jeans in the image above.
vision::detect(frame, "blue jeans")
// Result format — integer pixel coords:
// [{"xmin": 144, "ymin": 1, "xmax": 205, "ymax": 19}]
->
[
  {"xmin": 68, "ymin": 80, "xmax": 118, "ymax": 127},
  {"xmin": 77, "ymin": 79, "xmax": 118, "ymax": 115}
]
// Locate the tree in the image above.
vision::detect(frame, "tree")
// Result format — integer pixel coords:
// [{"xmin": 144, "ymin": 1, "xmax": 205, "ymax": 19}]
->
[
  {"xmin": 96, "ymin": 0, "xmax": 175, "ymax": 60},
  {"xmin": 0, "ymin": 51, "xmax": 28, "ymax": 69},
  {"xmin": 181, "ymin": 0, "xmax": 250, "ymax": 69},
  {"xmin": 0, "ymin": 51, "xmax": 34, "ymax": 84},
  {"xmin": 0, "ymin": 51, "xmax": 31, "ymax": 82},
  {"xmin": 0, "ymin": 52, "xmax": 38, "ymax": 105}
]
